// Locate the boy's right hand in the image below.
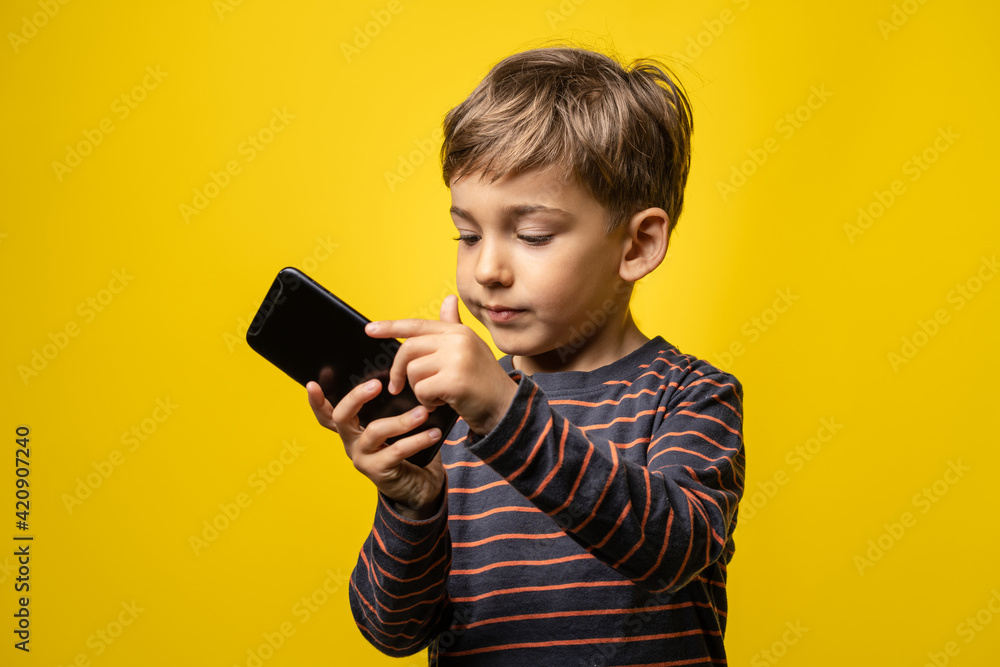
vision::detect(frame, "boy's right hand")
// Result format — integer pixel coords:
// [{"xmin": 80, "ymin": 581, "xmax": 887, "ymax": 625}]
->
[{"xmin": 306, "ymin": 379, "xmax": 445, "ymax": 520}]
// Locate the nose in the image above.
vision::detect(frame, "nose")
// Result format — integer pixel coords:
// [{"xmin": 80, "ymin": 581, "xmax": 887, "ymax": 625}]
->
[{"xmin": 474, "ymin": 239, "xmax": 513, "ymax": 287}]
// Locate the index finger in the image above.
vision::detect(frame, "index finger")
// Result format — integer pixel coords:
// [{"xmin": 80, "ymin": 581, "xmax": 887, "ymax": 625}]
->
[
  {"xmin": 325, "ymin": 378, "xmax": 381, "ymax": 433},
  {"xmin": 365, "ymin": 318, "xmax": 454, "ymax": 339}
]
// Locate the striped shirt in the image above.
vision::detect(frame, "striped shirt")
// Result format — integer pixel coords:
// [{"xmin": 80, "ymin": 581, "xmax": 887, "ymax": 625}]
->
[{"xmin": 349, "ymin": 336, "xmax": 745, "ymax": 665}]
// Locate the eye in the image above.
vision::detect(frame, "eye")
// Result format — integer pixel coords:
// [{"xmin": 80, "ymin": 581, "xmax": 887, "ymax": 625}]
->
[
  {"xmin": 454, "ymin": 234, "xmax": 481, "ymax": 246},
  {"xmin": 518, "ymin": 234, "xmax": 552, "ymax": 246}
]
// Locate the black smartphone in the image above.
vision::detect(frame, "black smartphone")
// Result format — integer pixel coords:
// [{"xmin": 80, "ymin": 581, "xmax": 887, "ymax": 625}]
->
[{"xmin": 245, "ymin": 267, "xmax": 456, "ymax": 467}]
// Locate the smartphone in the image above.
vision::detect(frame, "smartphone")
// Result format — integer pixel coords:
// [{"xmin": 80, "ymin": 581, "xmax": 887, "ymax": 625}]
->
[{"xmin": 245, "ymin": 267, "xmax": 456, "ymax": 467}]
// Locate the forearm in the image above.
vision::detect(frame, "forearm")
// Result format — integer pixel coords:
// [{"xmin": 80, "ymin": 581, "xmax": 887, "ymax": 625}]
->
[
  {"xmin": 466, "ymin": 374, "xmax": 745, "ymax": 594},
  {"xmin": 348, "ymin": 492, "xmax": 452, "ymax": 655}
]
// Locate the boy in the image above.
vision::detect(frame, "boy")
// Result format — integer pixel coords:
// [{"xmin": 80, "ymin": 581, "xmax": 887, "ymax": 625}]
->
[{"xmin": 306, "ymin": 46, "xmax": 745, "ymax": 665}]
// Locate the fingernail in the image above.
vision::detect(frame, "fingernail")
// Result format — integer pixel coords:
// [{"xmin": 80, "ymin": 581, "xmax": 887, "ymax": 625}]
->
[
  {"xmin": 427, "ymin": 428, "xmax": 441, "ymax": 440},
  {"xmin": 367, "ymin": 380, "xmax": 379, "ymax": 391},
  {"xmin": 412, "ymin": 407, "xmax": 426, "ymax": 421},
  {"xmin": 366, "ymin": 322, "xmax": 379, "ymax": 333}
]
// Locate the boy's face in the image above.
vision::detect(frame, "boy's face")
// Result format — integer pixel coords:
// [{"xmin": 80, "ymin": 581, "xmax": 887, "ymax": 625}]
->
[{"xmin": 449, "ymin": 167, "xmax": 633, "ymax": 372}]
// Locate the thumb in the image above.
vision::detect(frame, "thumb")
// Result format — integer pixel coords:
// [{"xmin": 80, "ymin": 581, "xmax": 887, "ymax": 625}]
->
[{"xmin": 440, "ymin": 294, "xmax": 462, "ymax": 324}]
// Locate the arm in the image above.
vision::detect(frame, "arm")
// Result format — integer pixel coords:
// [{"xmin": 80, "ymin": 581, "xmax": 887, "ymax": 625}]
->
[
  {"xmin": 465, "ymin": 367, "xmax": 744, "ymax": 594},
  {"xmin": 369, "ymin": 298, "xmax": 743, "ymax": 594},
  {"xmin": 304, "ymin": 342, "xmax": 454, "ymax": 652},
  {"xmin": 348, "ymin": 490, "xmax": 453, "ymax": 656}
]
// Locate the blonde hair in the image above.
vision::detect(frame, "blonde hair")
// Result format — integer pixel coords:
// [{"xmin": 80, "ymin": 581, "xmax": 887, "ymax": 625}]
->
[{"xmin": 441, "ymin": 46, "xmax": 693, "ymax": 235}]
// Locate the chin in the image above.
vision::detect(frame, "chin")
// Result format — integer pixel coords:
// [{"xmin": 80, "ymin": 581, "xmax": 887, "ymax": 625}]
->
[{"xmin": 488, "ymin": 330, "xmax": 564, "ymax": 360}]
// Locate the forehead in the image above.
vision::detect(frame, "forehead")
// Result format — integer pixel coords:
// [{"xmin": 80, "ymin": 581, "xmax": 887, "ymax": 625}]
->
[{"xmin": 449, "ymin": 167, "xmax": 602, "ymax": 216}]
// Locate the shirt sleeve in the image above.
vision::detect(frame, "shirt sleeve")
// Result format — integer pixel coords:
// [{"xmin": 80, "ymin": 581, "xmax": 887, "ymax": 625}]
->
[
  {"xmin": 465, "ymin": 370, "xmax": 745, "ymax": 595},
  {"xmin": 348, "ymin": 491, "xmax": 453, "ymax": 656}
]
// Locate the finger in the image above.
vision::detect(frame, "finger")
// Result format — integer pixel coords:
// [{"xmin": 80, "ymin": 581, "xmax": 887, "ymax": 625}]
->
[
  {"xmin": 365, "ymin": 318, "xmax": 455, "ymax": 340},
  {"xmin": 403, "ymin": 353, "xmax": 451, "ymax": 407},
  {"xmin": 306, "ymin": 381, "xmax": 338, "ymax": 431},
  {"xmin": 440, "ymin": 294, "xmax": 462, "ymax": 324},
  {"xmin": 385, "ymin": 334, "xmax": 446, "ymax": 396},
  {"xmin": 369, "ymin": 425, "xmax": 443, "ymax": 470},
  {"xmin": 330, "ymin": 378, "xmax": 382, "ymax": 431},
  {"xmin": 355, "ymin": 404, "xmax": 432, "ymax": 456}
]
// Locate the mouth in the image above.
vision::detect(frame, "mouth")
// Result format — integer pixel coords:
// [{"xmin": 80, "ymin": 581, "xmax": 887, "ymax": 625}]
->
[{"xmin": 481, "ymin": 304, "xmax": 526, "ymax": 324}]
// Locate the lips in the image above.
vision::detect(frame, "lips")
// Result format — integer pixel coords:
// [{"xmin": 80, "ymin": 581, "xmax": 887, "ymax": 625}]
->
[{"xmin": 482, "ymin": 304, "xmax": 525, "ymax": 324}]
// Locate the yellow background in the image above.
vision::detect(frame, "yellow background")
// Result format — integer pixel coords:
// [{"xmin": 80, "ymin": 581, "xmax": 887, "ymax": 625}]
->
[{"xmin": 2, "ymin": 0, "xmax": 998, "ymax": 664}]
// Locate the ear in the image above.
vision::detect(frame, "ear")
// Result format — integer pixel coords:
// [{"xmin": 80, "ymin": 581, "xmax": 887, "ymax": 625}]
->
[{"xmin": 618, "ymin": 207, "xmax": 670, "ymax": 283}]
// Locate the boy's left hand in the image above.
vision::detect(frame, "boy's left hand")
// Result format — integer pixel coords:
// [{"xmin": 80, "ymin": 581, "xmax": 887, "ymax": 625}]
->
[{"xmin": 366, "ymin": 295, "xmax": 518, "ymax": 436}]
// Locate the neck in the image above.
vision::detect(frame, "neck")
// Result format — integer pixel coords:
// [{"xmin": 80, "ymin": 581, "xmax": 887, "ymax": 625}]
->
[{"xmin": 513, "ymin": 312, "xmax": 648, "ymax": 375}]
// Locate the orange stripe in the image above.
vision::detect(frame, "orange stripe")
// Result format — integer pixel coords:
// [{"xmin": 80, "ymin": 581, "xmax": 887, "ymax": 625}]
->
[
  {"xmin": 593, "ymin": 498, "xmax": 631, "ymax": 550},
  {"xmin": 452, "ymin": 531, "xmax": 564, "ymax": 548},
  {"xmin": 444, "ymin": 460, "xmax": 484, "ymax": 469},
  {"xmin": 372, "ymin": 527, "xmax": 446, "ymax": 566},
  {"xmin": 449, "ymin": 579, "xmax": 633, "ymax": 603},
  {"xmin": 676, "ymin": 409, "xmax": 741, "ymax": 436},
  {"xmin": 614, "ymin": 467, "xmax": 651, "ymax": 568},
  {"xmin": 508, "ymin": 416, "xmax": 552, "ymax": 482},
  {"xmin": 448, "ymin": 479, "xmax": 508, "ymax": 494},
  {"xmin": 639, "ymin": 507, "xmax": 673, "ymax": 585},
  {"xmin": 450, "ymin": 553, "xmax": 592, "ymax": 576},
  {"xmin": 712, "ymin": 392, "xmax": 743, "ymax": 419},
  {"xmin": 452, "ymin": 602, "xmax": 696, "ymax": 630},
  {"xmin": 482, "ymin": 383, "xmax": 537, "ymax": 465},
  {"xmin": 613, "ymin": 436, "xmax": 651, "ymax": 449},
  {"xmin": 549, "ymin": 386, "xmax": 660, "ymax": 408},
  {"xmin": 651, "ymin": 429, "xmax": 740, "ymax": 454},
  {"xmin": 443, "ymin": 628, "xmax": 720, "ymax": 657},
  {"xmin": 686, "ymin": 487, "xmax": 727, "ymax": 548},
  {"xmin": 526, "ymin": 417, "xmax": 567, "ymax": 500},
  {"xmin": 660, "ymin": 495, "xmax": 695, "ymax": 591},
  {"xmin": 449, "ymin": 505, "xmax": 541, "ymax": 521},
  {"xmin": 548, "ymin": 441, "xmax": 593, "ymax": 516},
  {"xmin": 571, "ymin": 441, "xmax": 619, "ymax": 534},
  {"xmin": 687, "ymin": 490, "xmax": 716, "ymax": 567},
  {"xmin": 580, "ymin": 407, "xmax": 664, "ymax": 432}
]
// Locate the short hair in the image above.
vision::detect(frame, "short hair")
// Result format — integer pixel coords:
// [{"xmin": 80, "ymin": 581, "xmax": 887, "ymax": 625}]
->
[{"xmin": 440, "ymin": 46, "xmax": 693, "ymax": 235}]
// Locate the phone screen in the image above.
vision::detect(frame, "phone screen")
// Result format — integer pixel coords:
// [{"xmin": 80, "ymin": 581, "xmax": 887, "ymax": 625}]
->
[{"xmin": 245, "ymin": 267, "xmax": 456, "ymax": 467}]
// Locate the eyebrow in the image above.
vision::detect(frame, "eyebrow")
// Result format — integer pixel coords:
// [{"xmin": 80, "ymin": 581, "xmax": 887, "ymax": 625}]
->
[{"xmin": 449, "ymin": 204, "xmax": 572, "ymax": 222}]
